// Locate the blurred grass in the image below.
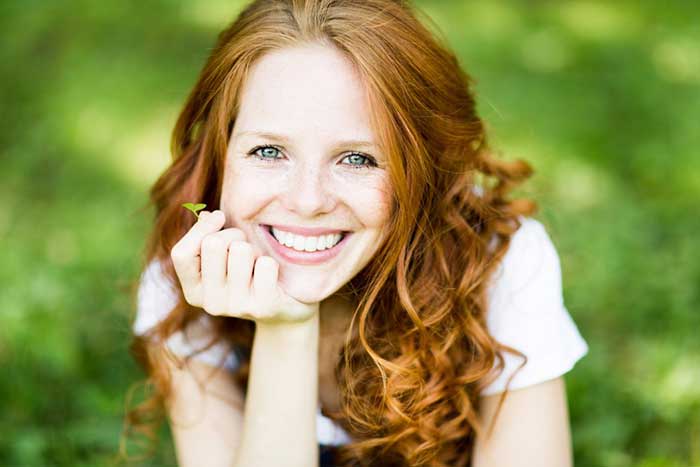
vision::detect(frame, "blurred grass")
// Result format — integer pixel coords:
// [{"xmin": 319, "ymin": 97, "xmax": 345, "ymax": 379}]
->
[{"xmin": 1, "ymin": 0, "xmax": 698, "ymax": 466}]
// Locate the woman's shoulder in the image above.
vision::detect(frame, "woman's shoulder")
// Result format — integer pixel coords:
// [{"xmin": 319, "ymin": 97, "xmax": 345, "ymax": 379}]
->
[
  {"xmin": 480, "ymin": 216, "xmax": 588, "ymax": 396},
  {"xmin": 133, "ymin": 258, "xmax": 180, "ymax": 336},
  {"xmin": 486, "ymin": 216, "xmax": 561, "ymax": 298}
]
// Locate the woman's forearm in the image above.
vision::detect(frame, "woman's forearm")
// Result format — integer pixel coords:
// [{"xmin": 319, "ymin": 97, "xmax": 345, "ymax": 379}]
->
[{"xmin": 233, "ymin": 310, "xmax": 320, "ymax": 467}]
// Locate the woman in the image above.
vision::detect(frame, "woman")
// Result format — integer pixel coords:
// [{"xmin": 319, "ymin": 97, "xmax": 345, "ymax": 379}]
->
[{"xmin": 124, "ymin": 1, "xmax": 588, "ymax": 466}]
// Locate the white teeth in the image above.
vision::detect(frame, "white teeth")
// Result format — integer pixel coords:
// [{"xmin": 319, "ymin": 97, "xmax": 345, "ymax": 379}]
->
[
  {"xmin": 293, "ymin": 235, "xmax": 305, "ymax": 251},
  {"xmin": 303, "ymin": 236, "xmax": 317, "ymax": 252},
  {"xmin": 270, "ymin": 227, "xmax": 343, "ymax": 252}
]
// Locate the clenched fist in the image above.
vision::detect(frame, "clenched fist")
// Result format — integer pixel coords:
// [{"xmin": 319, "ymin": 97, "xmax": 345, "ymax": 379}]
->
[{"xmin": 170, "ymin": 210, "xmax": 319, "ymax": 324}]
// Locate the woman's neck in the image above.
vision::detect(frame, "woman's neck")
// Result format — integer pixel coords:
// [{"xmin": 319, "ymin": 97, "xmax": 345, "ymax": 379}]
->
[{"xmin": 319, "ymin": 293, "xmax": 356, "ymax": 338}]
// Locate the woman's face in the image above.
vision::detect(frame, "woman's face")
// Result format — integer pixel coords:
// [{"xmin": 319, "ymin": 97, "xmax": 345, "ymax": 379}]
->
[{"xmin": 220, "ymin": 43, "xmax": 392, "ymax": 304}]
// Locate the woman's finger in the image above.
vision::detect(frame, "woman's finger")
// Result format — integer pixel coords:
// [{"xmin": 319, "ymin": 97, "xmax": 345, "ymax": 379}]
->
[
  {"xmin": 252, "ymin": 256, "xmax": 279, "ymax": 302},
  {"xmin": 227, "ymin": 240, "xmax": 255, "ymax": 313},
  {"xmin": 170, "ymin": 211, "xmax": 225, "ymax": 287},
  {"xmin": 201, "ymin": 228, "xmax": 247, "ymax": 286},
  {"xmin": 200, "ymin": 228, "xmax": 247, "ymax": 314},
  {"xmin": 201, "ymin": 234, "xmax": 228, "ymax": 314}
]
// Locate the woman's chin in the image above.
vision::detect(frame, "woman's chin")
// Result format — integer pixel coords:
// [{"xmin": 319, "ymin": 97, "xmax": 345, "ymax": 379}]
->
[{"xmin": 279, "ymin": 277, "xmax": 340, "ymax": 305}]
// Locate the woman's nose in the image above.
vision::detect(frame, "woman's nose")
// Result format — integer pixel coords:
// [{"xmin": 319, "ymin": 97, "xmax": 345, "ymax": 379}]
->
[{"xmin": 282, "ymin": 165, "xmax": 336, "ymax": 216}]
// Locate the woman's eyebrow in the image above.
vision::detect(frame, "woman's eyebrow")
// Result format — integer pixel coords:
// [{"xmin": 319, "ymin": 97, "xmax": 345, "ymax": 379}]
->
[{"xmin": 235, "ymin": 130, "xmax": 377, "ymax": 151}]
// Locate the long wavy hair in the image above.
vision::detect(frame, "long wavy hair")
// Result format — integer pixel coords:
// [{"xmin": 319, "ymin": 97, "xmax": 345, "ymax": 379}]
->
[{"xmin": 121, "ymin": 0, "xmax": 537, "ymax": 465}]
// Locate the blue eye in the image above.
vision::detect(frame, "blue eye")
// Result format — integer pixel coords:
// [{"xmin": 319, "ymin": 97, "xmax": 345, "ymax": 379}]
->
[
  {"xmin": 342, "ymin": 153, "xmax": 377, "ymax": 169},
  {"xmin": 249, "ymin": 145, "xmax": 282, "ymax": 161}
]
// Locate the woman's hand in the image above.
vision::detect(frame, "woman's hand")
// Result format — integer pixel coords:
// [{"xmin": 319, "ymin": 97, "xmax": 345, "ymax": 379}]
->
[{"xmin": 170, "ymin": 210, "xmax": 319, "ymax": 324}]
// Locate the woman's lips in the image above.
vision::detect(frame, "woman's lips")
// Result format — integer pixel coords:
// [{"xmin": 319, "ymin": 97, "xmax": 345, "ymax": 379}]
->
[{"xmin": 260, "ymin": 225, "xmax": 351, "ymax": 266}]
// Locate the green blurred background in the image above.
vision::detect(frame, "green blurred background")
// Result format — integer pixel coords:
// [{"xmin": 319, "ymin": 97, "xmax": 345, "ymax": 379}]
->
[{"xmin": 1, "ymin": 0, "xmax": 698, "ymax": 465}]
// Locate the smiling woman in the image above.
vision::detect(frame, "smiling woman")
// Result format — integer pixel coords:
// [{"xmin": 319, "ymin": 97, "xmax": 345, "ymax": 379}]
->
[
  {"xmin": 122, "ymin": 1, "xmax": 587, "ymax": 466},
  {"xmin": 219, "ymin": 43, "xmax": 392, "ymax": 303}
]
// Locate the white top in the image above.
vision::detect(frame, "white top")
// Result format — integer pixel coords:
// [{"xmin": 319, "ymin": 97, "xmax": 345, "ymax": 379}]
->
[{"xmin": 132, "ymin": 216, "xmax": 588, "ymax": 446}]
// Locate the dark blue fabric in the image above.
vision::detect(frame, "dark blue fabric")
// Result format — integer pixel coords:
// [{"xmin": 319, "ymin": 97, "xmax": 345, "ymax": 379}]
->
[{"xmin": 320, "ymin": 444, "xmax": 338, "ymax": 466}]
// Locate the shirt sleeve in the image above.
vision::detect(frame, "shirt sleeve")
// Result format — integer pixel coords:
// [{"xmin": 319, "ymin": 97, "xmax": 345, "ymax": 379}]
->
[
  {"xmin": 133, "ymin": 259, "xmax": 240, "ymax": 371},
  {"xmin": 479, "ymin": 216, "xmax": 588, "ymax": 396}
]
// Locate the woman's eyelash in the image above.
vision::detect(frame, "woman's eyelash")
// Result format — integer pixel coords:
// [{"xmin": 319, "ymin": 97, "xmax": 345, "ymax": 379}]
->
[{"xmin": 247, "ymin": 145, "xmax": 378, "ymax": 169}]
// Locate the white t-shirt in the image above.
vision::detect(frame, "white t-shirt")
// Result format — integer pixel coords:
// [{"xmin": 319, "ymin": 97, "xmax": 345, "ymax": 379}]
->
[{"xmin": 132, "ymin": 216, "xmax": 588, "ymax": 445}]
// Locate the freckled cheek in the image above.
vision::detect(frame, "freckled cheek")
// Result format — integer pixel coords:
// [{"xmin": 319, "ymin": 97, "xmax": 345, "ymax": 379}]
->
[
  {"xmin": 221, "ymin": 172, "xmax": 281, "ymax": 222},
  {"xmin": 331, "ymin": 173, "xmax": 391, "ymax": 223},
  {"xmin": 344, "ymin": 186, "xmax": 392, "ymax": 227}
]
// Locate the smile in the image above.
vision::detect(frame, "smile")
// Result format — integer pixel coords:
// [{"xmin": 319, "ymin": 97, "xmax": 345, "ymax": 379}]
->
[
  {"xmin": 271, "ymin": 227, "xmax": 343, "ymax": 252},
  {"xmin": 260, "ymin": 225, "xmax": 351, "ymax": 265}
]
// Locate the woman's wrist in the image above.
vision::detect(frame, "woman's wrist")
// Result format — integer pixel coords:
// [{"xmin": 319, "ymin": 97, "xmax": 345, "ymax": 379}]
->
[{"xmin": 255, "ymin": 304, "xmax": 320, "ymax": 344}]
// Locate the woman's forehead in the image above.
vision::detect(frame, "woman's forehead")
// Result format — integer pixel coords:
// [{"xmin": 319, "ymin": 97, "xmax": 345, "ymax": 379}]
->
[{"xmin": 232, "ymin": 44, "xmax": 377, "ymax": 146}]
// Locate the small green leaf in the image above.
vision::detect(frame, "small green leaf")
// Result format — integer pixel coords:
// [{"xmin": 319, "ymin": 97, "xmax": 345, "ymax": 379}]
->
[{"xmin": 182, "ymin": 202, "xmax": 207, "ymax": 219}]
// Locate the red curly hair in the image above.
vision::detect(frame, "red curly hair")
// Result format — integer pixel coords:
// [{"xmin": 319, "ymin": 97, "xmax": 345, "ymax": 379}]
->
[{"xmin": 122, "ymin": 1, "xmax": 536, "ymax": 465}]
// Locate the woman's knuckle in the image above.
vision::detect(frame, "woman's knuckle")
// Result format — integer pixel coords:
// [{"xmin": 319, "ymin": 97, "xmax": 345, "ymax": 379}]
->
[
  {"xmin": 201, "ymin": 234, "xmax": 223, "ymax": 251},
  {"xmin": 230, "ymin": 228, "xmax": 246, "ymax": 240},
  {"xmin": 265, "ymin": 257, "xmax": 280, "ymax": 272},
  {"xmin": 227, "ymin": 295, "xmax": 243, "ymax": 313},
  {"xmin": 202, "ymin": 297, "xmax": 221, "ymax": 315},
  {"xmin": 170, "ymin": 245, "xmax": 185, "ymax": 262},
  {"xmin": 182, "ymin": 290, "xmax": 200, "ymax": 307},
  {"xmin": 230, "ymin": 239, "xmax": 252, "ymax": 253}
]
